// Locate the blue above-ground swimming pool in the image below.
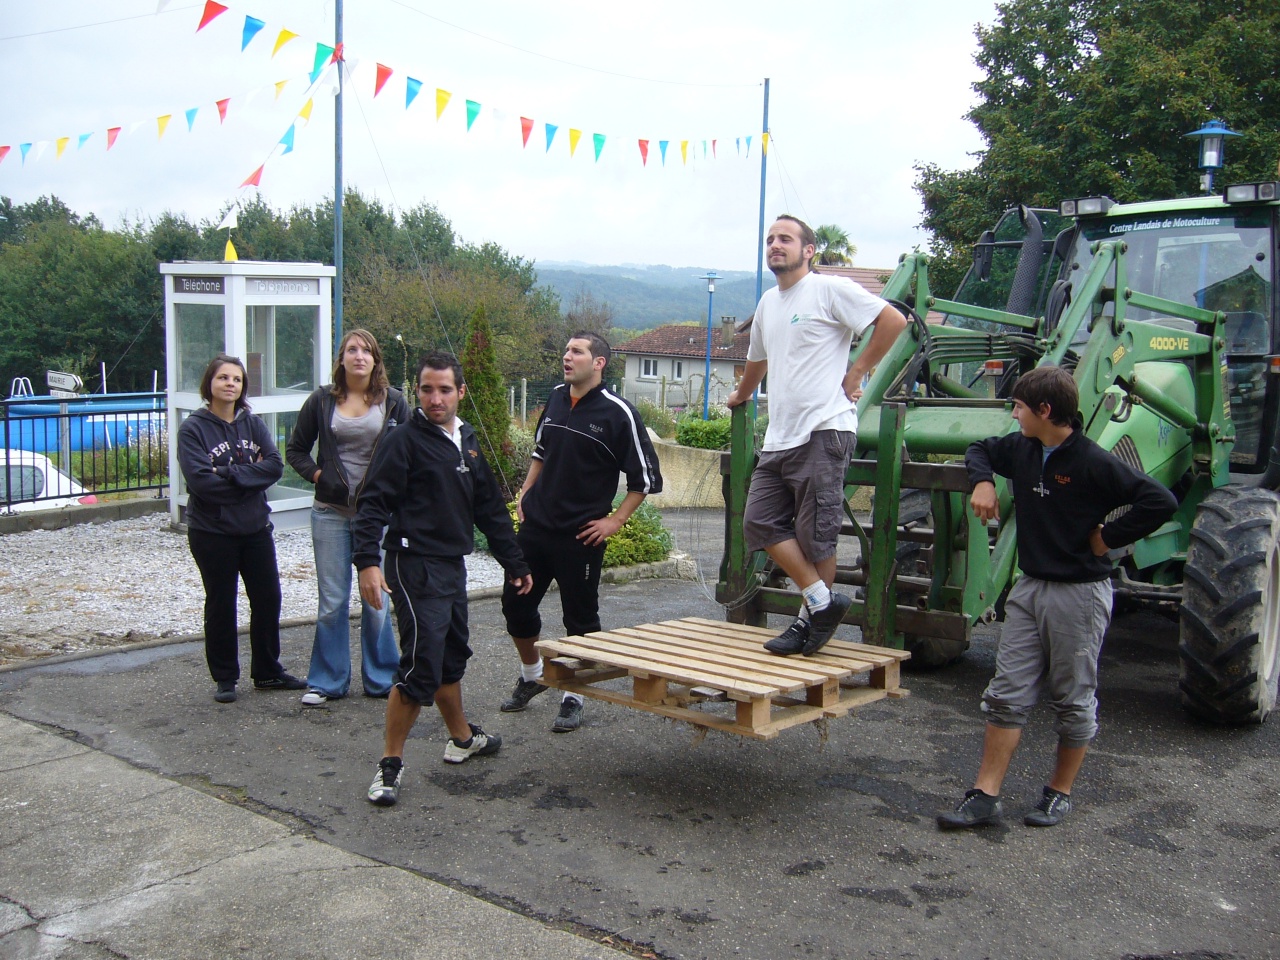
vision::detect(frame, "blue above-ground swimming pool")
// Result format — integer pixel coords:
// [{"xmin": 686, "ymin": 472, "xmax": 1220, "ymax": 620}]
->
[{"xmin": 1, "ymin": 393, "xmax": 166, "ymax": 454}]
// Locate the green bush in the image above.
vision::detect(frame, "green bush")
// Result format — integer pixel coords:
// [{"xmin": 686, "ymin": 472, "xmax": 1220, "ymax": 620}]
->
[
  {"xmin": 635, "ymin": 399, "xmax": 676, "ymax": 439},
  {"xmin": 675, "ymin": 411, "xmax": 732, "ymax": 450},
  {"xmin": 477, "ymin": 492, "xmax": 671, "ymax": 568}
]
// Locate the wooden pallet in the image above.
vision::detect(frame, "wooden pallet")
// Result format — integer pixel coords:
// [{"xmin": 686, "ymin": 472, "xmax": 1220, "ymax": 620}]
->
[{"xmin": 534, "ymin": 617, "xmax": 910, "ymax": 740}]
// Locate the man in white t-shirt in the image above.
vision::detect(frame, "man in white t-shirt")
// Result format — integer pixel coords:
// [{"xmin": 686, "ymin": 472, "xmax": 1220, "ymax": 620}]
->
[{"xmin": 726, "ymin": 215, "xmax": 907, "ymax": 656}]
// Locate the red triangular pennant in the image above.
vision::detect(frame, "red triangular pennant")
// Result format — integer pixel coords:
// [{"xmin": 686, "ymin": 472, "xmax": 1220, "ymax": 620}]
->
[
  {"xmin": 638, "ymin": 139, "xmax": 649, "ymax": 166},
  {"xmin": 331, "ymin": 42, "xmax": 344, "ymax": 62},
  {"xmin": 196, "ymin": 0, "xmax": 229, "ymax": 31},
  {"xmin": 520, "ymin": 117, "xmax": 534, "ymax": 148},
  {"xmin": 374, "ymin": 64, "xmax": 393, "ymax": 97},
  {"xmin": 0, "ymin": 146, "xmax": 9, "ymax": 166},
  {"xmin": 216, "ymin": 98, "xmax": 230, "ymax": 124},
  {"xmin": 106, "ymin": 127, "xmax": 121, "ymax": 150},
  {"xmin": 241, "ymin": 164, "xmax": 264, "ymax": 188}
]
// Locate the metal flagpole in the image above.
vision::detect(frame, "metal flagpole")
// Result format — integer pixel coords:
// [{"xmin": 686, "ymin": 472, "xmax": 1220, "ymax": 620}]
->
[{"xmin": 333, "ymin": 0, "xmax": 344, "ymax": 359}]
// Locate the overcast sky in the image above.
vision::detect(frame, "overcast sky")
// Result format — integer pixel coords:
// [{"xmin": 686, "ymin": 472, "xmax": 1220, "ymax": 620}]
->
[{"xmin": 0, "ymin": 0, "xmax": 1000, "ymax": 272}]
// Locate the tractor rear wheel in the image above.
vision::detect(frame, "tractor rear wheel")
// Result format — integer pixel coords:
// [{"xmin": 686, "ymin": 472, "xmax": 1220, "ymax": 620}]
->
[{"xmin": 1178, "ymin": 485, "xmax": 1280, "ymax": 724}]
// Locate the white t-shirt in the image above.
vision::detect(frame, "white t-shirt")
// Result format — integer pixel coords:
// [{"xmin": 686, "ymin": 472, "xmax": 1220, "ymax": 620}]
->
[{"xmin": 747, "ymin": 271, "xmax": 887, "ymax": 451}]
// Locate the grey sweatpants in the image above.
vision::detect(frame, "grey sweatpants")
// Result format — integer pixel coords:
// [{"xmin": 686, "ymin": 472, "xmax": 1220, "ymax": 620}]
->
[{"xmin": 980, "ymin": 575, "xmax": 1113, "ymax": 747}]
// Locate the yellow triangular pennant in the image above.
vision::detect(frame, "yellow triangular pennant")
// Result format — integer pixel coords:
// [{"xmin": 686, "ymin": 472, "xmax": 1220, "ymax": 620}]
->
[
  {"xmin": 275, "ymin": 80, "xmax": 289, "ymax": 100},
  {"xmin": 272, "ymin": 29, "xmax": 299, "ymax": 57},
  {"xmin": 681, "ymin": 140, "xmax": 688, "ymax": 165},
  {"xmin": 56, "ymin": 137, "xmax": 70, "ymax": 158},
  {"xmin": 762, "ymin": 132, "xmax": 769, "ymax": 155},
  {"xmin": 157, "ymin": 115, "xmax": 172, "ymax": 139},
  {"xmin": 298, "ymin": 99, "xmax": 314, "ymax": 124},
  {"xmin": 435, "ymin": 88, "xmax": 451, "ymax": 120},
  {"xmin": 569, "ymin": 128, "xmax": 582, "ymax": 157},
  {"xmin": 224, "ymin": 237, "xmax": 239, "ymax": 262}
]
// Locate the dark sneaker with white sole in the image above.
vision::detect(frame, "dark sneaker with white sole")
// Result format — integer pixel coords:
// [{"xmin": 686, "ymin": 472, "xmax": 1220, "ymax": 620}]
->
[
  {"xmin": 1024, "ymin": 786, "xmax": 1072, "ymax": 826},
  {"xmin": 253, "ymin": 673, "xmax": 307, "ymax": 691},
  {"xmin": 368, "ymin": 758, "xmax": 403, "ymax": 806},
  {"xmin": 764, "ymin": 618, "xmax": 810, "ymax": 656},
  {"xmin": 802, "ymin": 593, "xmax": 852, "ymax": 656},
  {"xmin": 500, "ymin": 677, "xmax": 549, "ymax": 712},
  {"xmin": 551, "ymin": 697, "xmax": 583, "ymax": 732},
  {"xmin": 937, "ymin": 789, "xmax": 1003, "ymax": 829},
  {"xmin": 444, "ymin": 724, "xmax": 502, "ymax": 763}
]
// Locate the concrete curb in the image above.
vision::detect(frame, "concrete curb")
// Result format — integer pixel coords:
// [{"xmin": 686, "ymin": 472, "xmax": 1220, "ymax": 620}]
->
[{"xmin": 0, "ymin": 494, "xmax": 167, "ymax": 535}]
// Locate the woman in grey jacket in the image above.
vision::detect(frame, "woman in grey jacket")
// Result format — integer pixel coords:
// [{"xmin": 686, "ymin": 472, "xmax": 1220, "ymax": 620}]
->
[{"xmin": 286, "ymin": 329, "xmax": 410, "ymax": 705}]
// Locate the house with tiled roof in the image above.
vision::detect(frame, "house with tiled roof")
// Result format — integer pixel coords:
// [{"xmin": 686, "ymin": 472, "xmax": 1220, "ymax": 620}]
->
[{"xmin": 616, "ymin": 319, "xmax": 752, "ymax": 411}]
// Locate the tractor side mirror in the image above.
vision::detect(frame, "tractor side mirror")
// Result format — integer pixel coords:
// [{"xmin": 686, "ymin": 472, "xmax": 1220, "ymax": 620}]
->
[{"xmin": 973, "ymin": 230, "xmax": 995, "ymax": 281}]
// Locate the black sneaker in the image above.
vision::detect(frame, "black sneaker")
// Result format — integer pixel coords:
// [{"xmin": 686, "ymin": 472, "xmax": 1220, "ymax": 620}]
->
[
  {"xmin": 500, "ymin": 677, "xmax": 549, "ymax": 712},
  {"xmin": 802, "ymin": 593, "xmax": 852, "ymax": 656},
  {"xmin": 368, "ymin": 757, "xmax": 403, "ymax": 805},
  {"xmin": 214, "ymin": 681, "xmax": 237, "ymax": 704},
  {"xmin": 551, "ymin": 697, "xmax": 583, "ymax": 733},
  {"xmin": 937, "ymin": 789, "xmax": 1003, "ymax": 829},
  {"xmin": 1024, "ymin": 786, "xmax": 1072, "ymax": 827},
  {"xmin": 764, "ymin": 618, "xmax": 810, "ymax": 656},
  {"xmin": 444, "ymin": 724, "xmax": 502, "ymax": 763},
  {"xmin": 254, "ymin": 672, "xmax": 307, "ymax": 691}
]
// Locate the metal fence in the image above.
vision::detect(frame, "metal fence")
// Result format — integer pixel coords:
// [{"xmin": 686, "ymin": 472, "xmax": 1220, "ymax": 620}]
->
[{"xmin": 1, "ymin": 392, "xmax": 169, "ymax": 512}]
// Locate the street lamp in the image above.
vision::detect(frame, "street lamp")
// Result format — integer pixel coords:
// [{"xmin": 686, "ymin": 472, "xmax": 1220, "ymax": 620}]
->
[
  {"xmin": 1185, "ymin": 120, "xmax": 1242, "ymax": 195},
  {"xmin": 699, "ymin": 272, "xmax": 720, "ymax": 419},
  {"xmin": 394, "ymin": 333, "xmax": 410, "ymax": 395}
]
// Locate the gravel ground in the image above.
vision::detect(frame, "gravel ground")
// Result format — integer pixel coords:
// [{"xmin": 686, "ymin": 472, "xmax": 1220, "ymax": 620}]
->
[{"xmin": 0, "ymin": 513, "xmax": 508, "ymax": 665}]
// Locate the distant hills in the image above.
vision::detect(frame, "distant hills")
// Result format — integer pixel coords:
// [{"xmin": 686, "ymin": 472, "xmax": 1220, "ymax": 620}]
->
[{"xmin": 535, "ymin": 261, "xmax": 776, "ymax": 330}]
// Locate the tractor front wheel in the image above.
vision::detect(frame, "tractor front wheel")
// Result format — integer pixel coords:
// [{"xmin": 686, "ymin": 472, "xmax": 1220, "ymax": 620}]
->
[{"xmin": 1178, "ymin": 485, "xmax": 1280, "ymax": 724}]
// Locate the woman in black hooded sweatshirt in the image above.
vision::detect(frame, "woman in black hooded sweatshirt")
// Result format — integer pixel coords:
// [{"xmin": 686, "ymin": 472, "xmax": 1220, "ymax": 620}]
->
[{"xmin": 176, "ymin": 354, "xmax": 305, "ymax": 703}]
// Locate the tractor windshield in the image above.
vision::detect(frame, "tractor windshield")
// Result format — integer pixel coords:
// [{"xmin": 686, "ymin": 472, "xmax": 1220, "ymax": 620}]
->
[{"xmin": 1069, "ymin": 210, "xmax": 1275, "ymax": 466}]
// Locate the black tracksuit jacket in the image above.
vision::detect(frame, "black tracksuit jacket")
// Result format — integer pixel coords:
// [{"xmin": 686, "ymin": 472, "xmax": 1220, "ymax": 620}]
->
[
  {"xmin": 351, "ymin": 408, "xmax": 529, "ymax": 580},
  {"xmin": 522, "ymin": 382, "xmax": 663, "ymax": 535},
  {"xmin": 965, "ymin": 427, "xmax": 1177, "ymax": 583}
]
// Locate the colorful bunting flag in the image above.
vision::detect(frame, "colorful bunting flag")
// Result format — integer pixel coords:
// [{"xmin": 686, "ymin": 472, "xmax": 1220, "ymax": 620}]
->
[
  {"xmin": 106, "ymin": 128, "xmax": 121, "ymax": 150},
  {"xmin": 185, "ymin": 107, "xmax": 199, "ymax": 131},
  {"xmin": 746, "ymin": 135, "xmax": 752, "ymax": 158},
  {"xmin": 593, "ymin": 133, "xmax": 605, "ymax": 162},
  {"xmin": 224, "ymin": 238, "xmax": 239, "ymax": 261},
  {"xmin": 545, "ymin": 123, "xmax": 558, "ymax": 152},
  {"xmin": 761, "ymin": 132, "xmax": 769, "ymax": 155},
  {"xmin": 196, "ymin": 1, "xmax": 228, "ymax": 32},
  {"xmin": 216, "ymin": 206, "xmax": 238, "ymax": 230},
  {"xmin": 157, "ymin": 115, "xmax": 172, "ymax": 139},
  {"xmin": 241, "ymin": 16, "xmax": 264, "ymax": 50},
  {"xmin": 405, "ymin": 77, "xmax": 422, "ymax": 109},
  {"xmin": 241, "ymin": 164, "xmax": 264, "ymax": 187},
  {"xmin": 0, "ymin": 146, "xmax": 9, "ymax": 166},
  {"xmin": 272, "ymin": 29, "xmax": 298, "ymax": 57},
  {"xmin": 466, "ymin": 100, "xmax": 480, "ymax": 131},
  {"xmin": 279, "ymin": 124, "xmax": 296, "ymax": 154},
  {"xmin": 374, "ymin": 64, "xmax": 393, "ymax": 97},
  {"xmin": 658, "ymin": 140, "xmax": 668, "ymax": 165},
  {"xmin": 681, "ymin": 140, "xmax": 688, "ymax": 165},
  {"xmin": 520, "ymin": 117, "xmax": 534, "ymax": 148},
  {"xmin": 298, "ymin": 99, "xmax": 314, "ymax": 124},
  {"xmin": 311, "ymin": 44, "xmax": 334, "ymax": 82},
  {"xmin": 331, "ymin": 43, "xmax": 343, "ymax": 63},
  {"xmin": 216, "ymin": 98, "xmax": 230, "ymax": 123},
  {"xmin": 55, "ymin": 137, "xmax": 69, "ymax": 159},
  {"xmin": 435, "ymin": 89, "xmax": 451, "ymax": 120},
  {"xmin": 638, "ymin": 139, "xmax": 649, "ymax": 166},
  {"xmin": 712, "ymin": 139, "xmax": 717, "ymax": 159},
  {"xmin": 274, "ymin": 79, "xmax": 289, "ymax": 100},
  {"xmin": 569, "ymin": 128, "xmax": 581, "ymax": 157},
  {"xmin": 20, "ymin": 143, "xmax": 32, "ymax": 164},
  {"xmin": 77, "ymin": 133, "xmax": 92, "ymax": 150}
]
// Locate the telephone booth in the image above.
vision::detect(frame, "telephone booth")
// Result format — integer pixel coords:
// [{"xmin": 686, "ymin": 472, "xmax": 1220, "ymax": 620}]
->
[{"xmin": 161, "ymin": 260, "xmax": 335, "ymax": 531}]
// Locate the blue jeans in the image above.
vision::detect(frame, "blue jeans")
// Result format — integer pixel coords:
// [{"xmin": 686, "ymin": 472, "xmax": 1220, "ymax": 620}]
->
[{"xmin": 306, "ymin": 505, "xmax": 399, "ymax": 697}]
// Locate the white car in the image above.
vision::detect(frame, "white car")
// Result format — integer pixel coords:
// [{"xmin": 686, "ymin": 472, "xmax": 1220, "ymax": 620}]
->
[{"xmin": 1, "ymin": 450, "xmax": 98, "ymax": 513}]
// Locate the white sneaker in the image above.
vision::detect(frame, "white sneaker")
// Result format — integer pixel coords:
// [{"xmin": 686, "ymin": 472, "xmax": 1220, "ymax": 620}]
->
[
  {"xmin": 443, "ymin": 724, "xmax": 502, "ymax": 764},
  {"xmin": 301, "ymin": 690, "xmax": 328, "ymax": 706}
]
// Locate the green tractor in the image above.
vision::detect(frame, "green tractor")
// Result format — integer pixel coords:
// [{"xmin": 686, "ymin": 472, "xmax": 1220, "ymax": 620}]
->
[{"xmin": 718, "ymin": 180, "xmax": 1280, "ymax": 724}]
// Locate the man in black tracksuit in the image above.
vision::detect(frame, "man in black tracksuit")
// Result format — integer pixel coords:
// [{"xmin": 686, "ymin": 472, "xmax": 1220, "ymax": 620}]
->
[
  {"xmin": 938, "ymin": 365, "xmax": 1177, "ymax": 830},
  {"xmin": 499, "ymin": 331, "xmax": 663, "ymax": 732},
  {"xmin": 355, "ymin": 352, "xmax": 532, "ymax": 807}
]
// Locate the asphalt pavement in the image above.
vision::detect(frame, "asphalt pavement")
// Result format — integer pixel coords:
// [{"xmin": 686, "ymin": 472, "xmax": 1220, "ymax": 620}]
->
[{"xmin": 2, "ymin": 508, "xmax": 1278, "ymax": 959}]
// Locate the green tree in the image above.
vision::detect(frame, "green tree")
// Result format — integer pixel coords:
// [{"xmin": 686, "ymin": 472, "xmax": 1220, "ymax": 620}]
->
[
  {"xmin": 460, "ymin": 305, "xmax": 516, "ymax": 496},
  {"xmin": 915, "ymin": 0, "xmax": 1280, "ymax": 296},
  {"xmin": 812, "ymin": 224, "xmax": 856, "ymax": 266}
]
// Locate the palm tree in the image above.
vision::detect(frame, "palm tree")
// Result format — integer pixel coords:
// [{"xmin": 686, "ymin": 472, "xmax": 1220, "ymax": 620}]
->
[{"xmin": 812, "ymin": 224, "xmax": 856, "ymax": 267}]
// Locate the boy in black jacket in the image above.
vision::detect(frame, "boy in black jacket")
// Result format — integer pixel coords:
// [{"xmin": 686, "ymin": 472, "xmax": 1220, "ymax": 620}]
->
[
  {"xmin": 938, "ymin": 366, "xmax": 1176, "ymax": 829},
  {"xmin": 354, "ymin": 352, "xmax": 532, "ymax": 807}
]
